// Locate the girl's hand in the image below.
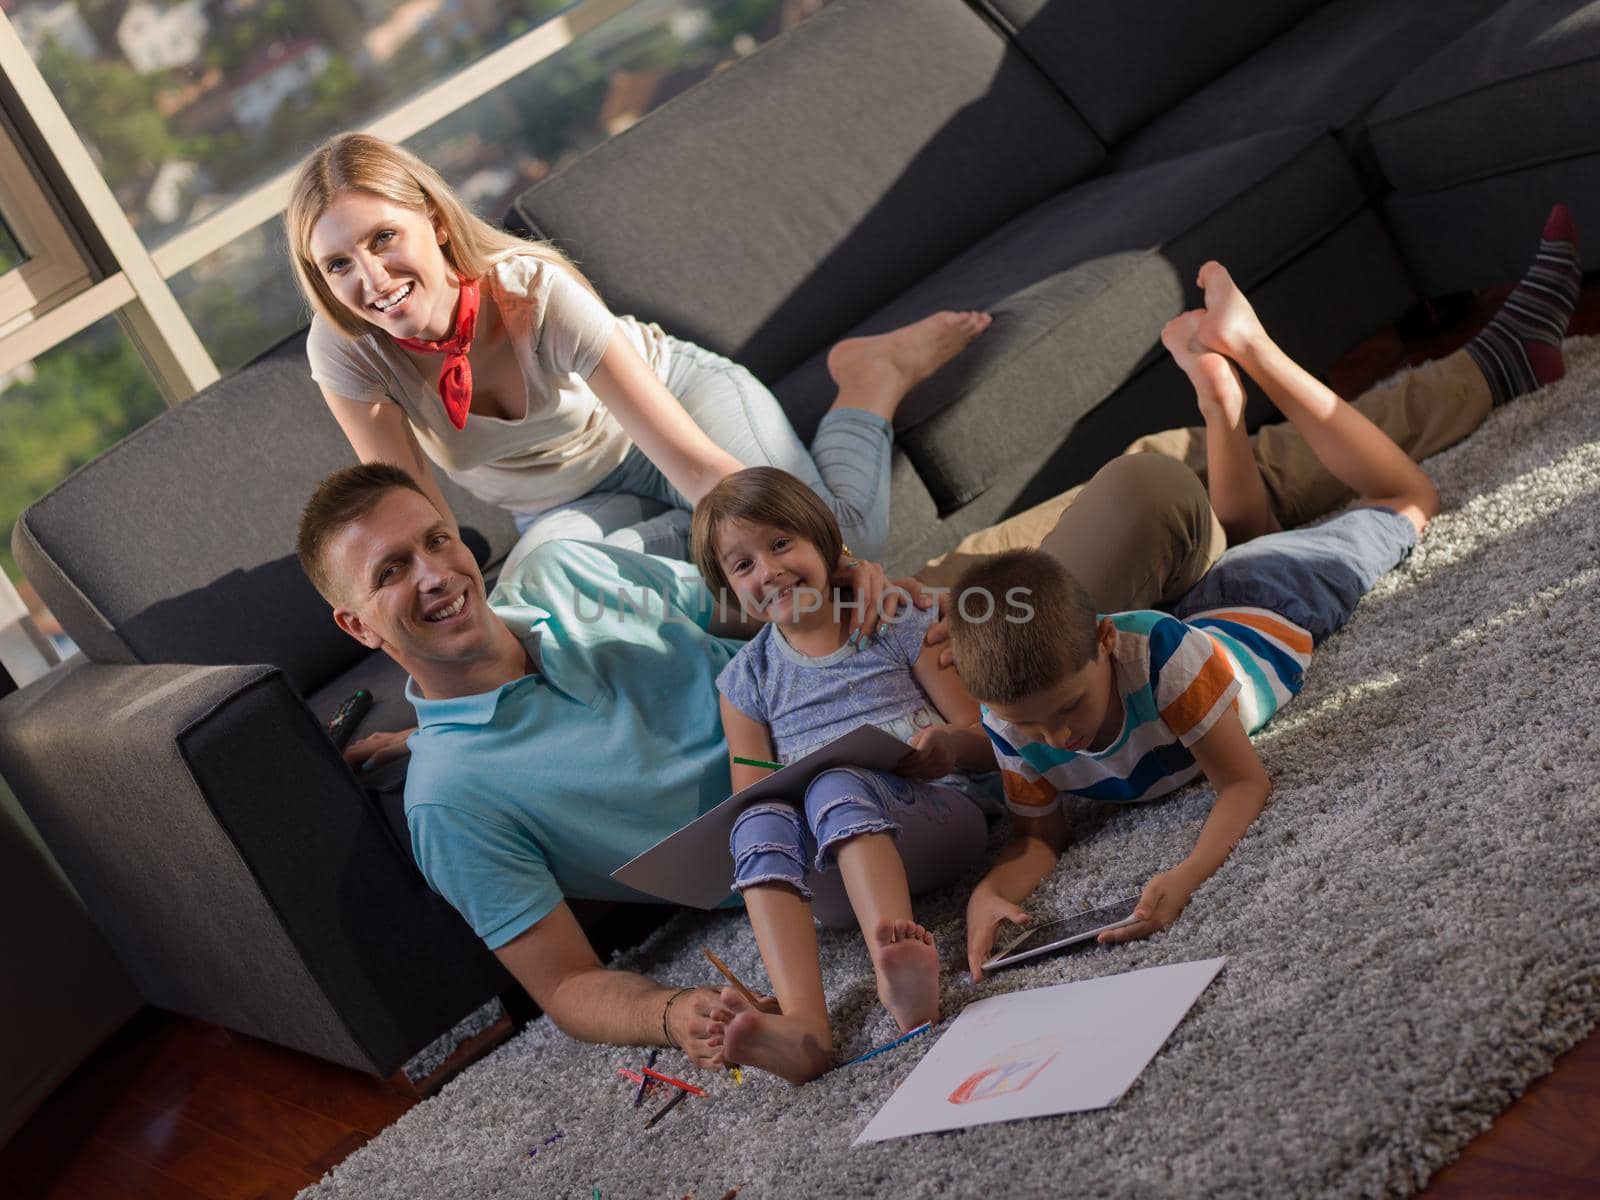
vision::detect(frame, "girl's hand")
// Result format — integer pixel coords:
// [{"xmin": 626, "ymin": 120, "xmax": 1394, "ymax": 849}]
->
[
  {"xmin": 344, "ymin": 727, "xmax": 415, "ymax": 772},
  {"xmin": 831, "ymin": 554, "xmax": 896, "ymax": 645},
  {"xmin": 897, "ymin": 725, "xmax": 961, "ymax": 779}
]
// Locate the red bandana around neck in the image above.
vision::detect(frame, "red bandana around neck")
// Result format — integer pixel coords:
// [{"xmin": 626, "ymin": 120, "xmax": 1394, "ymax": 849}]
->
[{"xmin": 396, "ymin": 278, "xmax": 480, "ymax": 431}]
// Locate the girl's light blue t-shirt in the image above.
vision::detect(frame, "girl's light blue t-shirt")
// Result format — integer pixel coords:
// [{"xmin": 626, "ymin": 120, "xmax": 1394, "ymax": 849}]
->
[{"xmin": 716, "ymin": 604, "xmax": 950, "ymax": 763}]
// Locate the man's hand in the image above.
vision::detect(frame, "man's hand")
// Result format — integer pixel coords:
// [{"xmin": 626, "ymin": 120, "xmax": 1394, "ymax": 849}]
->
[
  {"xmin": 343, "ymin": 727, "xmax": 414, "ymax": 771},
  {"xmin": 897, "ymin": 724, "xmax": 962, "ymax": 779},
  {"xmin": 911, "ymin": 583, "xmax": 957, "ymax": 668},
  {"xmin": 966, "ymin": 885, "xmax": 1032, "ymax": 982},
  {"xmin": 1097, "ymin": 869, "xmax": 1194, "ymax": 943},
  {"xmin": 667, "ymin": 986, "xmax": 735, "ymax": 1069}
]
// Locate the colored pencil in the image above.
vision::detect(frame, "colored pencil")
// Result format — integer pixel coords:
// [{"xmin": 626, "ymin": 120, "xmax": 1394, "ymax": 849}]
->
[
  {"xmin": 733, "ymin": 755, "xmax": 783, "ymax": 771},
  {"xmin": 837, "ymin": 1021, "xmax": 934, "ymax": 1067},
  {"xmin": 702, "ymin": 946, "xmax": 762, "ymax": 1007},
  {"xmin": 617, "ymin": 1067, "xmax": 645, "ymax": 1084},
  {"xmin": 644, "ymin": 1087, "xmax": 689, "ymax": 1128},
  {"xmin": 641, "ymin": 1066, "xmax": 707, "ymax": 1096},
  {"xmin": 633, "ymin": 1048, "xmax": 658, "ymax": 1107}
]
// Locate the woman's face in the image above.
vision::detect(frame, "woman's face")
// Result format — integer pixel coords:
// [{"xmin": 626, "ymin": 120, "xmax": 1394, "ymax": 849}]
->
[{"xmin": 307, "ymin": 190, "xmax": 458, "ymax": 341}]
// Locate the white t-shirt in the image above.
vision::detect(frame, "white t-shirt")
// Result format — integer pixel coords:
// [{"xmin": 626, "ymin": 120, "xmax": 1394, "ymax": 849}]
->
[{"xmin": 306, "ymin": 252, "xmax": 673, "ymax": 516}]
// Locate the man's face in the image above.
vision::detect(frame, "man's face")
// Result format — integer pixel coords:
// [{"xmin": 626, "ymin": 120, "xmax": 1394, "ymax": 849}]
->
[
  {"xmin": 987, "ymin": 620, "xmax": 1120, "ymax": 753},
  {"xmin": 325, "ymin": 488, "xmax": 494, "ymax": 670}
]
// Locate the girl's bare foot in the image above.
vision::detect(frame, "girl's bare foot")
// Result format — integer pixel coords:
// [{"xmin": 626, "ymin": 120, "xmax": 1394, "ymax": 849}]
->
[
  {"xmin": 1193, "ymin": 261, "xmax": 1265, "ymax": 360},
  {"xmin": 721, "ymin": 990, "xmax": 832, "ymax": 1085},
  {"xmin": 826, "ymin": 311, "xmax": 992, "ymax": 420},
  {"xmin": 871, "ymin": 917, "xmax": 940, "ymax": 1033},
  {"xmin": 1162, "ymin": 311, "xmax": 1247, "ymax": 430}
]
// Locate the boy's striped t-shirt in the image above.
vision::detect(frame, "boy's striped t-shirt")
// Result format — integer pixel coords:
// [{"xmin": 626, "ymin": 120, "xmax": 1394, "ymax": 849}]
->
[{"xmin": 983, "ymin": 608, "xmax": 1313, "ymax": 816}]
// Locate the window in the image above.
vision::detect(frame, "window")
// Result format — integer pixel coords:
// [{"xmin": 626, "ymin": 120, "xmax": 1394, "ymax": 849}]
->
[
  {"xmin": 0, "ymin": 312, "xmax": 166, "ymax": 676},
  {"xmin": 0, "ymin": 112, "xmax": 92, "ymax": 333},
  {"xmin": 0, "ymin": 0, "xmax": 835, "ymax": 681}
]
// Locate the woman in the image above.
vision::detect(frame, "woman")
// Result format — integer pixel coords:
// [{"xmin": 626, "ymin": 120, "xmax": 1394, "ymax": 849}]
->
[{"xmin": 286, "ymin": 133, "xmax": 990, "ymax": 572}]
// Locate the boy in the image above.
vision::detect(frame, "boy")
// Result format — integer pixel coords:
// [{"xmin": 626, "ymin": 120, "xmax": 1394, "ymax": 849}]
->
[{"xmin": 949, "ymin": 261, "xmax": 1443, "ymax": 980}]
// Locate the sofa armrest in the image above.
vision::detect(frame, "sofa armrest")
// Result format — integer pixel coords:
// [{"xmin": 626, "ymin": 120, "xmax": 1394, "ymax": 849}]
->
[{"xmin": 0, "ymin": 659, "xmax": 511, "ymax": 1075}]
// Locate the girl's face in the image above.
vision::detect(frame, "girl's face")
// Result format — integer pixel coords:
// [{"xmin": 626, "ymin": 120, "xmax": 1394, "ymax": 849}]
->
[
  {"xmin": 308, "ymin": 190, "xmax": 458, "ymax": 341},
  {"xmin": 714, "ymin": 518, "xmax": 833, "ymax": 625}
]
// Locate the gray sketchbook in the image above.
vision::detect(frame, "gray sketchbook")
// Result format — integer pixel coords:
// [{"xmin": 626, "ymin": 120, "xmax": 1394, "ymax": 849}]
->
[{"xmin": 610, "ymin": 724, "xmax": 913, "ymax": 908}]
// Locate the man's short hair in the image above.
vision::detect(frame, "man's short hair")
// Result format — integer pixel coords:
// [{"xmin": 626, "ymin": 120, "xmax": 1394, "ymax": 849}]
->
[
  {"xmin": 690, "ymin": 466, "xmax": 844, "ymax": 600},
  {"xmin": 946, "ymin": 549, "xmax": 1100, "ymax": 705},
  {"xmin": 297, "ymin": 462, "xmax": 430, "ymax": 603}
]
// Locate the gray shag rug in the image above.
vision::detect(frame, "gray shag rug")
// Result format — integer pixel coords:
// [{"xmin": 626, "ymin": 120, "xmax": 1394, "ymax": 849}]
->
[{"xmin": 301, "ymin": 340, "xmax": 1600, "ymax": 1200}]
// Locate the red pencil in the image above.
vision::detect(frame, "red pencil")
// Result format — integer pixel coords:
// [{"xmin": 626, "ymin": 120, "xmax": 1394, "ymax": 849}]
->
[{"xmin": 640, "ymin": 1066, "xmax": 707, "ymax": 1097}]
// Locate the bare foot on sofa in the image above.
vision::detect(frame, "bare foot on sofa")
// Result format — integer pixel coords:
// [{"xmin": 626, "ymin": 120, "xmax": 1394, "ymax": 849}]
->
[
  {"xmin": 827, "ymin": 310, "xmax": 992, "ymax": 420},
  {"xmin": 721, "ymin": 989, "xmax": 833, "ymax": 1084},
  {"xmin": 1191, "ymin": 260, "xmax": 1266, "ymax": 362},
  {"xmin": 1161, "ymin": 311, "xmax": 1246, "ymax": 431}
]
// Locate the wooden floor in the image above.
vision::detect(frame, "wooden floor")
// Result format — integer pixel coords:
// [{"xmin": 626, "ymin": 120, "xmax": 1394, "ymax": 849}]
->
[{"xmin": 7, "ymin": 285, "xmax": 1600, "ymax": 1198}]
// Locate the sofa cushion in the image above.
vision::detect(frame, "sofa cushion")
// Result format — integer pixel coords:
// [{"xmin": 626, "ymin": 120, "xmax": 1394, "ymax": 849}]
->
[
  {"xmin": 14, "ymin": 333, "xmax": 520, "ymax": 694},
  {"xmin": 975, "ymin": 0, "xmax": 1328, "ymax": 145},
  {"xmin": 1369, "ymin": 0, "xmax": 1600, "ymax": 194},
  {"xmin": 1111, "ymin": 0, "xmax": 1507, "ymax": 184},
  {"xmin": 507, "ymin": 0, "xmax": 1104, "ymax": 385},
  {"xmin": 775, "ymin": 128, "xmax": 1368, "ymax": 514},
  {"xmin": 1382, "ymin": 152, "xmax": 1600, "ymax": 296}
]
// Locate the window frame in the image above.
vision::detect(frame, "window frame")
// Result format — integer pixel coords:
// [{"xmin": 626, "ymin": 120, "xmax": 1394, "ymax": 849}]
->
[{"xmin": 0, "ymin": 110, "xmax": 92, "ymax": 336}]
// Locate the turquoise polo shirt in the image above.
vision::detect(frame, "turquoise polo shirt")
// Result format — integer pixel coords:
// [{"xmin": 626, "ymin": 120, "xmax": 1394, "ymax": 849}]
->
[{"xmin": 403, "ymin": 540, "xmax": 742, "ymax": 950}]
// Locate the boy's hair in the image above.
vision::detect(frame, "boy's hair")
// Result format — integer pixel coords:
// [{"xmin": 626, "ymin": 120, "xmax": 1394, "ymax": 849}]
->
[
  {"xmin": 297, "ymin": 462, "xmax": 431, "ymax": 603},
  {"xmin": 946, "ymin": 549, "xmax": 1100, "ymax": 705},
  {"xmin": 691, "ymin": 467, "xmax": 844, "ymax": 599}
]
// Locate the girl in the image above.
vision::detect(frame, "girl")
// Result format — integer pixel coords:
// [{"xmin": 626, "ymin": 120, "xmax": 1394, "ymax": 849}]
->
[
  {"xmin": 286, "ymin": 133, "xmax": 990, "ymax": 575},
  {"xmin": 692, "ymin": 467, "xmax": 999, "ymax": 1084}
]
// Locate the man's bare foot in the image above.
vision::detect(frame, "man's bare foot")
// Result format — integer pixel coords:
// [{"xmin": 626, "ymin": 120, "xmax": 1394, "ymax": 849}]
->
[
  {"xmin": 721, "ymin": 990, "xmax": 832, "ymax": 1085},
  {"xmin": 826, "ymin": 311, "xmax": 992, "ymax": 420},
  {"xmin": 1162, "ymin": 311, "xmax": 1246, "ymax": 430},
  {"xmin": 871, "ymin": 918, "xmax": 940, "ymax": 1033},
  {"xmin": 1192, "ymin": 261, "xmax": 1265, "ymax": 360}
]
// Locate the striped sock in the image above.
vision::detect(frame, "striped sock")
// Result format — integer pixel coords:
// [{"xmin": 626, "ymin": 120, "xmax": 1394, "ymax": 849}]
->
[{"xmin": 1465, "ymin": 204, "xmax": 1581, "ymax": 406}]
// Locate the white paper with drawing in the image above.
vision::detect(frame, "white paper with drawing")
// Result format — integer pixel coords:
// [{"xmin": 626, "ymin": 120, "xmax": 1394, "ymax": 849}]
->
[
  {"xmin": 855, "ymin": 957, "xmax": 1228, "ymax": 1144},
  {"xmin": 610, "ymin": 724, "xmax": 912, "ymax": 908}
]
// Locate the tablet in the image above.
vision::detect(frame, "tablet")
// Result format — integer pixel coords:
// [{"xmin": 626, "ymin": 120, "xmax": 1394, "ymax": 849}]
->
[{"xmin": 981, "ymin": 895, "xmax": 1142, "ymax": 972}]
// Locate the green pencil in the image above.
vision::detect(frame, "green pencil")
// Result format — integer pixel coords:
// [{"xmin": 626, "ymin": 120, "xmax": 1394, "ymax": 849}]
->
[{"xmin": 733, "ymin": 756, "xmax": 783, "ymax": 771}]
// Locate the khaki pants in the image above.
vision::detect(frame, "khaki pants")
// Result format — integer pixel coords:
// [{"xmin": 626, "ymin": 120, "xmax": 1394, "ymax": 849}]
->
[{"xmin": 915, "ymin": 350, "xmax": 1490, "ymax": 612}]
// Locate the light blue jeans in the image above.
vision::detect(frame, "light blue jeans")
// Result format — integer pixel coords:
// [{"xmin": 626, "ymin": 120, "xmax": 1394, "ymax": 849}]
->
[
  {"xmin": 729, "ymin": 767, "xmax": 988, "ymax": 930},
  {"xmin": 507, "ymin": 337, "xmax": 892, "ymax": 569}
]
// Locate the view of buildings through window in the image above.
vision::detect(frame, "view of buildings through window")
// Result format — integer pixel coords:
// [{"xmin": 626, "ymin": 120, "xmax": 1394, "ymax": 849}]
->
[{"xmin": 0, "ymin": 0, "xmax": 833, "ymax": 641}]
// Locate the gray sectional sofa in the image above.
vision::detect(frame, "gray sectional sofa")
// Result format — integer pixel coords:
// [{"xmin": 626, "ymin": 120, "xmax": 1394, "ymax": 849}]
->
[{"xmin": 2, "ymin": 0, "xmax": 1595, "ymax": 1078}]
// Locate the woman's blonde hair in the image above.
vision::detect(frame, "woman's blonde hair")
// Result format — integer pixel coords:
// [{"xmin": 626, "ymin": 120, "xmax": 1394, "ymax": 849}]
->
[{"xmin": 286, "ymin": 132, "xmax": 596, "ymax": 337}]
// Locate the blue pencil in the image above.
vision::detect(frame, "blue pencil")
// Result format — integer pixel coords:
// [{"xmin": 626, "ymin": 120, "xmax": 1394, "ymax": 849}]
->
[{"xmin": 837, "ymin": 1021, "xmax": 934, "ymax": 1067}]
